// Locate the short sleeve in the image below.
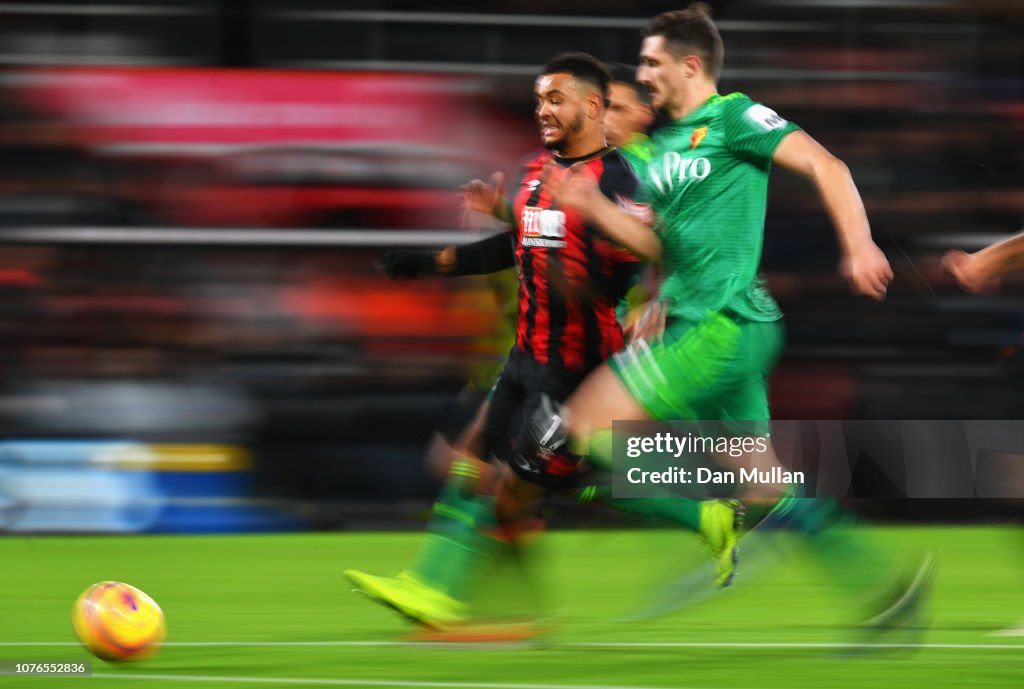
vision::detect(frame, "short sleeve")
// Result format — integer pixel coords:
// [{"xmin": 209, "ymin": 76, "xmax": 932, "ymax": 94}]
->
[{"xmin": 722, "ymin": 96, "xmax": 801, "ymax": 165}]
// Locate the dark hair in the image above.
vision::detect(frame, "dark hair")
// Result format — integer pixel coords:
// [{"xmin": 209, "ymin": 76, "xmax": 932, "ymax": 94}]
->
[
  {"xmin": 644, "ymin": 3, "xmax": 724, "ymax": 80},
  {"xmin": 607, "ymin": 62, "xmax": 650, "ymax": 105},
  {"xmin": 542, "ymin": 52, "xmax": 611, "ymax": 108}
]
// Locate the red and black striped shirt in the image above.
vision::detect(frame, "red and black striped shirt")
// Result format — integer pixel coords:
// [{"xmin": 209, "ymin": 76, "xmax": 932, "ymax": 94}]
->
[{"xmin": 511, "ymin": 146, "xmax": 643, "ymax": 373}]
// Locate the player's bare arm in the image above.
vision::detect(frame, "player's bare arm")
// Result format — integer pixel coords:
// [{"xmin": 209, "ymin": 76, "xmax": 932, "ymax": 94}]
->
[
  {"xmin": 943, "ymin": 230, "xmax": 1024, "ymax": 294},
  {"xmin": 772, "ymin": 129, "xmax": 893, "ymax": 301}
]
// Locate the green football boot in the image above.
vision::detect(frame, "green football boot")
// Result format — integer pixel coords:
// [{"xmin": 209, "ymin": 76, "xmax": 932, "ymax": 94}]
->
[
  {"xmin": 344, "ymin": 570, "xmax": 468, "ymax": 630},
  {"xmin": 698, "ymin": 499, "xmax": 744, "ymax": 587}
]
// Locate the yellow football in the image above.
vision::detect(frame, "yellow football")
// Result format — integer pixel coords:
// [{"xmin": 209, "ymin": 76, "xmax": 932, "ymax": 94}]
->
[{"xmin": 72, "ymin": 581, "xmax": 166, "ymax": 662}]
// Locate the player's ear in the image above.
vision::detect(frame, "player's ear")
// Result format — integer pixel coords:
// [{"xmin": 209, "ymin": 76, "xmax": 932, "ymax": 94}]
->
[
  {"xmin": 587, "ymin": 90, "xmax": 604, "ymax": 120},
  {"xmin": 681, "ymin": 54, "xmax": 703, "ymax": 79}
]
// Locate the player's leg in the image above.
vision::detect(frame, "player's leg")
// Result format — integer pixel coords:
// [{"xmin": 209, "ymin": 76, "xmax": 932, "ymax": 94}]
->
[
  {"xmin": 492, "ymin": 359, "xmax": 593, "ymax": 531},
  {"xmin": 345, "ymin": 356, "xmax": 527, "ymax": 628},
  {"xmin": 695, "ymin": 318, "xmax": 790, "ymax": 500},
  {"xmin": 708, "ymin": 320, "xmax": 933, "ymax": 635},
  {"xmin": 423, "ymin": 383, "xmax": 490, "ymax": 480},
  {"xmin": 599, "ymin": 337, "xmax": 745, "ymax": 584},
  {"xmin": 400, "ymin": 397, "xmax": 502, "ymax": 601},
  {"xmin": 549, "ymin": 363, "xmax": 709, "ymax": 540},
  {"xmin": 511, "ymin": 319, "xmax": 744, "ymax": 585},
  {"xmin": 344, "ymin": 413, "xmax": 494, "ymax": 627}
]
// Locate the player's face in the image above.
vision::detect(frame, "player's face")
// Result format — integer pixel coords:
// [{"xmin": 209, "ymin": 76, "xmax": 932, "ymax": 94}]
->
[
  {"xmin": 605, "ymin": 82, "xmax": 653, "ymax": 148},
  {"xmin": 534, "ymin": 73, "xmax": 587, "ymax": 152},
  {"xmin": 637, "ymin": 35, "xmax": 687, "ymax": 116}
]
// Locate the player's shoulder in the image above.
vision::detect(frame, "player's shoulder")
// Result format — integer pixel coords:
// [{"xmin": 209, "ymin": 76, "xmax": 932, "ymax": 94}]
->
[
  {"xmin": 715, "ymin": 92, "xmax": 757, "ymax": 117},
  {"xmin": 718, "ymin": 92, "xmax": 785, "ymax": 120},
  {"xmin": 595, "ymin": 148, "xmax": 640, "ymax": 194},
  {"xmin": 717, "ymin": 92, "xmax": 793, "ymax": 133},
  {"xmin": 598, "ymin": 148, "xmax": 638, "ymax": 178}
]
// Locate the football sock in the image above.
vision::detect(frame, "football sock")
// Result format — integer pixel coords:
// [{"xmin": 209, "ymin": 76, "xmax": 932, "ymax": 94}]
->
[
  {"xmin": 406, "ymin": 457, "xmax": 501, "ymax": 602},
  {"xmin": 779, "ymin": 497, "xmax": 890, "ymax": 598},
  {"xmin": 573, "ymin": 482, "xmax": 700, "ymax": 532},
  {"xmin": 573, "ymin": 429, "xmax": 702, "ymax": 533}
]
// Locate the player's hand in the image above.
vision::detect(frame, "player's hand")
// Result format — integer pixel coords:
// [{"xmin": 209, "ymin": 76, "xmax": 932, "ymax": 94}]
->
[
  {"xmin": 542, "ymin": 160, "xmax": 601, "ymax": 217},
  {"xmin": 941, "ymin": 250, "xmax": 999, "ymax": 294},
  {"xmin": 625, "ymin": 300, "xmax": 667, "ymax": 343},
  {"xmin": 461, "ymin": 172, "xmax": 506, "ymax": 218},
  {"xmin": 840, "ymin": 242, "xmax": 893, "ymax": 301},
  {"xmin": 378, "ymin": 250, "xmax": 435, "ymax": 280}
]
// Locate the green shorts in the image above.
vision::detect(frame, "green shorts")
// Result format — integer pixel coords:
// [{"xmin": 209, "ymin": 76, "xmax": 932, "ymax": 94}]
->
[{"xmin": 608, "ymin": 311, "xmax": 784, "ymax": 434}]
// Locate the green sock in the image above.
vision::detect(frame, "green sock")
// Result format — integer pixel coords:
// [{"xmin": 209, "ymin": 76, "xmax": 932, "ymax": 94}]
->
[
  {"xmin": 577, "ymin": 483, "xmax": 703, "ymax": 533},
  {"xmin": 783, "ymin": 498, "xmax": 890, "ymax": 598},
  {"xmin": 407, "ymin": 459, "xmax": 501, "ymax": 602},
  {"xmin": 573, "ymin": 430, "xmax": 702, "ymax": 533}
]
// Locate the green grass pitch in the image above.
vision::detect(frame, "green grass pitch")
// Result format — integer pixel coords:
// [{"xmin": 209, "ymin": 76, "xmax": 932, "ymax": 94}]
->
[{"xmin": 1, "ymin": 526, "xmax": 1021, "ymax": 688}]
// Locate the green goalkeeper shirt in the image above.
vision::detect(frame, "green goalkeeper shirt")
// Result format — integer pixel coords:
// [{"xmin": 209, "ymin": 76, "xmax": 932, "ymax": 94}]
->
[
  {"xmin": 645, "ymin": 92, "xmax": 799, "ymax": 323},
  {"xmin": 618, "ymin": 132, "xmax": 656, "ymax": 177}
]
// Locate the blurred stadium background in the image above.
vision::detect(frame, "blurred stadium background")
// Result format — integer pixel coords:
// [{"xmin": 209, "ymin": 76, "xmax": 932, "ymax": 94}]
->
[
  {"xmin": 0, "ymin": 3, "xmax": 1022, "ymax": 689},
  {"xmin": 0, "ymin": 0, "xmax": 1021, "ymax": 534}
]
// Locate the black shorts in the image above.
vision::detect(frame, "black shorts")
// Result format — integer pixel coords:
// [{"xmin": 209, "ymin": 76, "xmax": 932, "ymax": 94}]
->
[{"xmin": 482, "ymin": 346, "xmax": 590, "ymax": 489}]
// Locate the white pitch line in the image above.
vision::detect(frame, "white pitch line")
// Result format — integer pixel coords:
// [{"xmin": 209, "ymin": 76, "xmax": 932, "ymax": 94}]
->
[
  {"xmin": 0, "ymin": 642, "xmax": 83, "ymax": 647},
  {"xmin": 575, "ymin": 641, "xmax": 1024, "ymax": 650},
  {"xmin": 989, "ymin": 627, "xmax": 1024, "ymax": 637},
  {"xmin": 2, "ymin": 640, "xmax": 1024, "ymax": 650},
  {"xmin": 92, "ymin": 674, "xmax": 720, "ymax": 689}
]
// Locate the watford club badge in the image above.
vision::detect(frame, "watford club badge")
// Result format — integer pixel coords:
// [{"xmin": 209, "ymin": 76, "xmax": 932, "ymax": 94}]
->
[{"xmin": 690, "ymin": 126, "xmax": 708, "ymax": 149}]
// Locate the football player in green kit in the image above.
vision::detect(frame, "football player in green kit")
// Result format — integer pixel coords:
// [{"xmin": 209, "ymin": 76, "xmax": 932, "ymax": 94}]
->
[
  {"xmin": 503, "ymin": 4, "xmax": 933, "ymax": 635},
  {"xmin": 604, "ymin": 63, "xmax": 656, "ymax": 174},
  {"xmin": 344, "ymin": 52, "xmax": 741, "ymax": 633}
]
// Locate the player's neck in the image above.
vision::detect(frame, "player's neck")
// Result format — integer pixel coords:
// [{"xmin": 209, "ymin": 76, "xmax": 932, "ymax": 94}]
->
[
  {"xmin": 670, "ymin": 82, "xmax": 718, "ymax": 121},
  {"xmin": 556, "ymin": 130, "xmax": 607, "ymax": 159}
]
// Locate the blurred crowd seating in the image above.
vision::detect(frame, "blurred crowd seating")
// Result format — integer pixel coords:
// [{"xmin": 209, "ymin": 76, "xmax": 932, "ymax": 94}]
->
[{"xmin": 0, "ymin": 1, "xmax": 1021, "ymax": 524}]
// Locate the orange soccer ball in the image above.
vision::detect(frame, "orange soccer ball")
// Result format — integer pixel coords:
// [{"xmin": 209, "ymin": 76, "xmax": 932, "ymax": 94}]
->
[{"xmin": 71, "ymin": 581, "xmax": 166, "ymax": 662}]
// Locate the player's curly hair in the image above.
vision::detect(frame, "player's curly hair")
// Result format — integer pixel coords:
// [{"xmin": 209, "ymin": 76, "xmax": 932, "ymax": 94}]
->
[
  {"xmin": 542, "ymin": 52, "xmax": 612, "ymax": 108},
  {"xmin": 644, "ymin": 3, "xmax": 724, "ymax": 81}
]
